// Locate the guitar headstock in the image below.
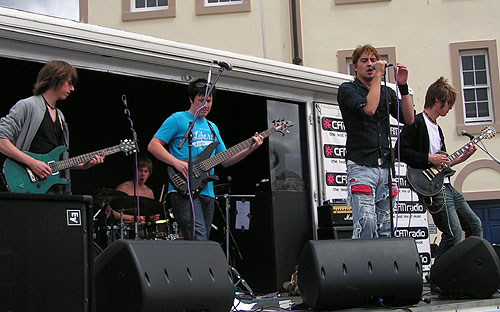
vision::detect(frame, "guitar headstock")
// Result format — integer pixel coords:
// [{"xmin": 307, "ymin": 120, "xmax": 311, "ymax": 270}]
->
[
  {"xmin": 272, "ymin": 119, "xmax": 294, "ymax": 136},
  {"xmin": 480, "ymin": 126, "xmax": 496, "ymax": 140},
  {"xmin": 120, "ymin": 139, "xmax": 138, "ymax": 155}
]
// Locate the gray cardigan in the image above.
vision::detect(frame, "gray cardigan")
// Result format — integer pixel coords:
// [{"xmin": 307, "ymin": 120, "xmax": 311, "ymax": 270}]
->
[{"xmin": 0, "ymin": 95, "xmax": 71, "ymax": 194}]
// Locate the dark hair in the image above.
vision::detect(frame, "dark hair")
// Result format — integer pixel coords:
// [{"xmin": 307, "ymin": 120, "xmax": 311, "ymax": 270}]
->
[
  {"xmin": 187, "ymin": 78, "xmax": 216, "ymax": 102},
  {"xmin": 32, "ymin": 60, "xmax": 78, "ymax": 95},
  {"xmin": 138, "ymin": 156, "xmax": 153, "ymax": 175},
  {"xmin": 352, "ymin": 44, "xmax": 380, "ymax": 66},
  {"xmin": 424, "ymin": 76, "xmax": 457, "ymax": 109}
]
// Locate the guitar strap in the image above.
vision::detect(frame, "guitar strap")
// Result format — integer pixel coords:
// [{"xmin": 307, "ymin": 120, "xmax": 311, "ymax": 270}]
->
[{"xmin": 206, "ymin": 120, "xmax": 218, "ymax": 143}]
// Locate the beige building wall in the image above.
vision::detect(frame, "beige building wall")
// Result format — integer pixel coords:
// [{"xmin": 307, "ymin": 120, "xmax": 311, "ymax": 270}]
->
[
  {"xmin": 83, "ymin": 0, "xmax": 294, "ymax": 62},
  {"xmin": 81, "ymin": 0, "xmax": 500, "ymax": 198}
]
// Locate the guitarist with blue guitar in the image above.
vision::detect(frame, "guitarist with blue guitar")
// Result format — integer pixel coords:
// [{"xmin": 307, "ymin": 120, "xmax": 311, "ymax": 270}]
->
[
  {"xmin": 0, "ymin": 60, "xmax": 105, "ymax": 195},
  {"xmin": 147, "ymin": 78, "xmax": 268, "ymax": 241},
  {"xmin": 397, "ymin": 76, "xmax": 484, "ymax": 263}
]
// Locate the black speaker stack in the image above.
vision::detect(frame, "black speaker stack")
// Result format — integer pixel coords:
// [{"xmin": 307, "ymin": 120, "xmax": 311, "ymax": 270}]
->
[
  {"xmin": 0, "ymin": 193, "xmax": 94, "ymax": 312},
  {"xmin": 316, "ymin": 200, "xmax": 353, "ymax": 239}
]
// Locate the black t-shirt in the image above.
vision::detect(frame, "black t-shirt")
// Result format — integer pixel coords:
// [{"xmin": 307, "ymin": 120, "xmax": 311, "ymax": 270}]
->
[{"xmin": 29, "ymin": 108, "xmax": 64, "ymax": 155}]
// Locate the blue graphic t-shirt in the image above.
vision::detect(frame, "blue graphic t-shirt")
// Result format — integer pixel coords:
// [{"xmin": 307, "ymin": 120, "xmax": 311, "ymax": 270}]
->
[{"xmin": 153, "ymin": 111, "xmax": 226, "ymax": 198}]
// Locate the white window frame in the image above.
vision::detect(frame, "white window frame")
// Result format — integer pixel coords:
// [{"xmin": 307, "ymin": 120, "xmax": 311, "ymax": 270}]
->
[
  {"xmin": 123, "ymin": 0, "xmax": 175, "ymax": 20},
  {"xmin": 204, "ymin": 0, "xmax": 243, "ymax": 7},
  {"xmin": 131, "ymin": 0, "xmax": 168, "ymax": 12},
  {"xmin": 459, "ymin": 49, "xmax": 493, "ymax": 124},
  {"xmin": 450, "ymin": 40, "xmax": 500, "ymax": 135},
  {"xmin": 196, "ymin": 0, "xmax": 250, "ymax": 15}
]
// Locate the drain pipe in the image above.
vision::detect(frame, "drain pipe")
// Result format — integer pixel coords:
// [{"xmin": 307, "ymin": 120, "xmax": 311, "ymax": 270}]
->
[{"xmin": 290, "ymin": 0, "xmax": 303, "ymax": 65}]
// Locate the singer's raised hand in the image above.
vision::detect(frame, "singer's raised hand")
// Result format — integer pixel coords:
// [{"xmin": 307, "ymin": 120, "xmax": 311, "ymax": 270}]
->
[{"xmin": 395, "ymin": 63, "xmax": 409, "ymax": 85}]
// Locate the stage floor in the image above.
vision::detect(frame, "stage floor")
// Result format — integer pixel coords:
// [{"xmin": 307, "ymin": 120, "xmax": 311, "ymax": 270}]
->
[{"xmin": 236, "ymin": 285, "xmax": 500, "ymax": 312}]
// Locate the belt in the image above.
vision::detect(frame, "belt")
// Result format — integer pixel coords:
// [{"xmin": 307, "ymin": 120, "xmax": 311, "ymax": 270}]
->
[{"xmin": 347, "ymin": 158, "xmax": 385, "ymax": 166}]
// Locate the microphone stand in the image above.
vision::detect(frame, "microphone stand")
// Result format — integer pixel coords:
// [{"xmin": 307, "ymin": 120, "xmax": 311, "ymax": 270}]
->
[
  {"xmin": 122, "ymin": 95, "xmax": 141, "ymax": 240},
  {"xmin": 176, "ymin": 67, "xmax": 225, "ymax": 239},
  {"xmin": 382, "ymin": 71, "xmax": 396, "ymax": 235},
  {"xmin": 476, "ymin": 140, "xmax": 500, "ymax": 165}
]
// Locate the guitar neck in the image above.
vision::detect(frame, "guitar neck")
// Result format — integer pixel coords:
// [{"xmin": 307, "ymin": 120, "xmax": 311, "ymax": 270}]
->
[
  {"xmin": 53, "ymin": 145, "xmax": 123, "ymax": 171},
  {"xmin": 200, "ymin": 127, "xmax": 276, "ymax": 170},
  {"xmin": 448, "ymin": 135, "xmax": 484, "ymax": 163}
]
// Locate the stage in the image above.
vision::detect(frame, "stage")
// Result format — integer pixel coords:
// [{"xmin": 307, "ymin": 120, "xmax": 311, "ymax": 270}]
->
[{"xmin": 236, "ymin": 286, "xmax": 500, "ymax": 311}]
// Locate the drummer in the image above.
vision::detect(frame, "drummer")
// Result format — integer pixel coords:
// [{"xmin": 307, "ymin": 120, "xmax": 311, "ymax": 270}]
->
[{"xmin": 107, "ymin": 156, "xmax": 160, "ymax": 223}]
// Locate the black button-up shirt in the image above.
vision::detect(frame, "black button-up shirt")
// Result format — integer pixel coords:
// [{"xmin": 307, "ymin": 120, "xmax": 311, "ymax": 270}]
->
[{"xmin": 337, "ymin": 78, "xmax": 410, "ymax": 168}]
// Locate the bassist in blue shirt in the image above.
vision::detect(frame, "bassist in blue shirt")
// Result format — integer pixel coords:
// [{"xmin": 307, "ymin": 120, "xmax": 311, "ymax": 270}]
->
[{"xmin": 148, "ymin": 78, "xmax": 263, "ymax": 240}]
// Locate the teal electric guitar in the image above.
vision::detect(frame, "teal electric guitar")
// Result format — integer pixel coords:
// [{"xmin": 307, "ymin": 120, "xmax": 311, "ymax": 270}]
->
[{"xmin": 3, "ymin": 139, "xmax": 137, "ymax": 194}]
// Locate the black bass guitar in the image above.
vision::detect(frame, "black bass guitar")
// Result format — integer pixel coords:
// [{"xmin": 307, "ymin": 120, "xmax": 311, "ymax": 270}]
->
[
  {"xmin": 3, "ymin": 139, "xmax": 137, "ymax": 194},
  {"xmin": 406, "ymin": 126, "xmax": 495, "ymax": 197},
  {"xmin": 168, "ymin": 119, "xmax": 293, "ymax": 197}
]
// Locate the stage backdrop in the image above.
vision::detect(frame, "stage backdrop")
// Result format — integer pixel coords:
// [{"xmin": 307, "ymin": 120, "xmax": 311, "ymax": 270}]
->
[{"xmin": 316, "ymin": 102, "xmax": 431, "ymax": 272}]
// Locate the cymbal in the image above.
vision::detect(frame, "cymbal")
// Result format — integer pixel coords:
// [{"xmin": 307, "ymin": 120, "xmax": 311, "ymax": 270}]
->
[
  {"xmin": 91, "ymin": 188, "xmax": 128, "ymax": 206},
  {"xmin": 110, "ymin": 196, "xmax": 162, "ymax": 216},
  {"xmin": 214, "ymin": 183, "xmax": 232, "ymax": 195},
  {"xmin": 91, "ymin": 188, "xmax": 128, "ymax": 198}
]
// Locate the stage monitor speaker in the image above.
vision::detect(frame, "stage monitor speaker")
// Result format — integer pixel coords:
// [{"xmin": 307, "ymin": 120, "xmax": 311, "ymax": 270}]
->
[
  {"xmin": 95, "ymin": 239, "xmax": 235, "ymax": 312},
  {"xmin": 430, "ymin": 236, "xmax": 500, "ymax": 299},
  {"xmin": 0, "ymin": 193, "xmax": 94, "ymax": 312},
  {"xmin": 298, "ymin": 237, "xmax": 423, "ymax": 310}
]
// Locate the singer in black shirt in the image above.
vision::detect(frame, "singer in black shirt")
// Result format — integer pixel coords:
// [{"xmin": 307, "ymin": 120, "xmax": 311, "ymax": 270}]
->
[{"xmin": 337, "ymin": 44, "xmax": 414, "ymax": 239}]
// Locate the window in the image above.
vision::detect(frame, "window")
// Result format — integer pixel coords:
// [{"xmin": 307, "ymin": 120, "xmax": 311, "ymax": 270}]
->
[
  {"xmin": 196, "ymin": 0, "xmax": 250, "ymax": 15},
  {"xmin": 122, "ymin": 0, "xmax": 175, "ymax": 21},
  {"xmin": 450, "ymin": 40, "xmax": 500, "ymax": 134},
  {"xmin": 132, "ymin": 0, "xmax": 168, "ymax": 12},
  {"xmin": 205, "ymin": 0, "xmax": 243, "ymax": 6},
  {"xmin": 335, "ymin": 0, "xmax": 391, "ymax": 4},
  {"xmin": 337, "ymin": 47, "xmax": 396, "ymax": 83},
  {"xmin": 460, "ymin": 50, "xmax": 493, "ymax": 123}
]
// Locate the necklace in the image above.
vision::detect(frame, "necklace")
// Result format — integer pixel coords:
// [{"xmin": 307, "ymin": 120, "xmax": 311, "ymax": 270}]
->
[
  {"xmin": 42, "ymin": 96, "xmax": 56, "ymax": 110},
  {"xmin": 423, "ymin": 110, "xmax": 437, "ymax": 124}
]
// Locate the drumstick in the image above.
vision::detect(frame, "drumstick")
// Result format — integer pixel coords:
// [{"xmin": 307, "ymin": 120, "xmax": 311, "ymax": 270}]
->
[{"xmin": 159, "ymin": 184, "xmax": 166, "ymax": 202}]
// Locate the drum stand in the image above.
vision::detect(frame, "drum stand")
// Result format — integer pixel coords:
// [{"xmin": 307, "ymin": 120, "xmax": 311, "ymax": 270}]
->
[{"xmin": 220, "ymin": 194, "xmax": 255, "ymax": 297}]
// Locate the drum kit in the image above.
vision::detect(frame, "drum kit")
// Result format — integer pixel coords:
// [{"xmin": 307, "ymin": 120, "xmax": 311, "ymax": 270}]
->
[{"xmin": 91, "ymin": 188, "xmax": 180, "ymax": 251}]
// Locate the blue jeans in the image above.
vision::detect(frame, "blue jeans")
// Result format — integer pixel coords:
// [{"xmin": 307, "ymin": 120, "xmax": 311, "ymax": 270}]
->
[
  {"xmin": 347, "ymin": 163, "xmax": 393, "ymax": 239},
  {"xmin": 422, "ymin": 184, "xmax": 482, "ymax": 259},
  {"xmin": 170, "ymin": 192, "xmax": 215, "ymax": 241}
]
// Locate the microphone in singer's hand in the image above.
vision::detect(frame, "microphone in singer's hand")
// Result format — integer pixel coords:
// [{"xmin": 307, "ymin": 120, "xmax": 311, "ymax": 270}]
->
[
  {"xmin": 371, "ymin": 63, "xmax": 394, "ymax": 70},
  {"xmin": 213, "ymin": 60, "xmax": 233, "ymax": 70},
  {"xmin": 461, "ymin": 130, "xmax": 475, "ymax": 140}
]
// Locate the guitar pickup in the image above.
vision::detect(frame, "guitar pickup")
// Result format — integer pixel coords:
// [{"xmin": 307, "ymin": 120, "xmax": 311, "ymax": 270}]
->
[
  {"xmin": 422, "ymin": 170, "xmax": 434, "ymax": 182},
  {"xmin": 26, "ymin": 168, "xmax": 38, "ymax": 183}
]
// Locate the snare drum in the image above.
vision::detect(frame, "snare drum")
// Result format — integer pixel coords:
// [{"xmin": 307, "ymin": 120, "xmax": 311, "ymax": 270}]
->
[
  {"xmin": 146, "ymin": 219, "xmax": 171, "ymax": 240},
  {"xmin": 94, "ymin": 223, "xmax": 146, "ymax": 248}
]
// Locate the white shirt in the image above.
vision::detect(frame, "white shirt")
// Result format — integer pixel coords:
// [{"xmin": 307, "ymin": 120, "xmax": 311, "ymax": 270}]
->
[{"xmin": 423, "ymin": 112, "xmax": 449, "ymax": 184}]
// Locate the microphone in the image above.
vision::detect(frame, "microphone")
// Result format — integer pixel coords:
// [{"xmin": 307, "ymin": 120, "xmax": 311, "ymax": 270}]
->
[
  {"xmin": 461, "ymin": 130, "xmax": 475, "ymax": 140},
  {"xmin": 371, "ymin": 63, "xmax": 394, "ymax": 70},
  {"xmin": 213, "ymin": 60, "xmax": 233, "ymax": 70}
]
